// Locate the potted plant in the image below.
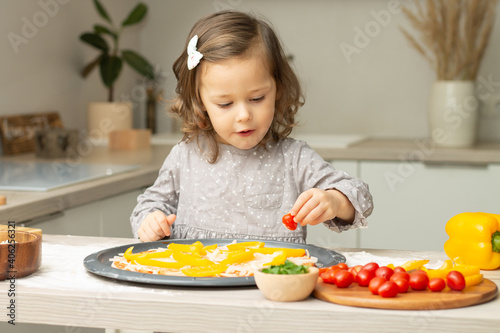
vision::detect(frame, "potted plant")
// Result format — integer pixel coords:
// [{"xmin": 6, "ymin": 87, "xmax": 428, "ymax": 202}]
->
[
  {"xmin": 80, "ymin": 0, "xmax": 154, "ymax": 138},
  {"xmin": 400, "ymin": 0, "xmax": 497, "ymax": 147}
]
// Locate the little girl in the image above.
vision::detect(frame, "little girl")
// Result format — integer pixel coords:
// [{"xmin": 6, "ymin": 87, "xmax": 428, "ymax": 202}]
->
[{"xmin": 131, "ymin": 10, "xmax": 373, "ymax": 243}]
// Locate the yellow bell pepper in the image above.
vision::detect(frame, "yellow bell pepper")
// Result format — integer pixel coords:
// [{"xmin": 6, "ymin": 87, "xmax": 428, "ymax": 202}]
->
[
  {"xmin": 168, "ymin": 242, "xmax": 203, "ymax": 253},
  {"xmin": 444, "ymin": 212, "xmax": 500, "ymax": 270},
  {"xmin": 252, "ymin": 247, "xmax": 306, "ymax": 257},
  {"xmin": 465, "ymin": 273, "xmax": 484, "ymax": 287},
  {"xmin": 181, "ymin": 264, "xmax": 228, "ymax": 277},
  {"xmin": 172, "ymin": 251, "xmax": 214, "ymax": 267},
  {"xmin": 426, "ymin": 264, "xmax": 480, "ymax": 279},
  {"xmin": 220, "ymin": 250, "xmax": 255, "ymax": 265},
  {"xmin": 263, "ymin": 250, "xmax": 287, "ymax": 266},
  {"xmin": 226, "ymin": 241, "xmax": 265, "ymax": 251},
  {"xmin": 124, "ymin": 247, "xmax": 173, "ymax": 260},
  {"xmin": 400, "ymin": 259, "xmax": 429, "ymax": 271},
  {"xmin": 133, "ymin": 256, "xmax": 184, "ymax": 269}
]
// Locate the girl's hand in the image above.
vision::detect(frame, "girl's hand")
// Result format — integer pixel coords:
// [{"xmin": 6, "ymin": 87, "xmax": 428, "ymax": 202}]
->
[
  {"xmin": 290, "ymin": 189, "xmax": 354, "ymax": 226},
  {"xmin": 138, "ymin": 211, "xmax": 176, "ymax": 242}
]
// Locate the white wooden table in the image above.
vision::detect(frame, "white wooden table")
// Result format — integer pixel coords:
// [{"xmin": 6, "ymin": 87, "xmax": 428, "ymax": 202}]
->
[{"xmin": 1, "ymin": 235, "xmax": 499, "ymax": 333}]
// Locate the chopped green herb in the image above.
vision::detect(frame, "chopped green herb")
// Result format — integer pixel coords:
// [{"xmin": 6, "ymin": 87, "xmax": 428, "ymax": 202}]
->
[{"xmin": 261, "ymin": 260, "xmax": 309, "ymax": 274}]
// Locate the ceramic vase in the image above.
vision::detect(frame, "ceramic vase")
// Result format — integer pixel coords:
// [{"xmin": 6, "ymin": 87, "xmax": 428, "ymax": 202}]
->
[
  {"xmin": 87, "ymin": 102, "xmax": 133, "ymax": 141},
  {"xmin": 428, "ymin": 81, "xmax": 479, "ymax": 148}
]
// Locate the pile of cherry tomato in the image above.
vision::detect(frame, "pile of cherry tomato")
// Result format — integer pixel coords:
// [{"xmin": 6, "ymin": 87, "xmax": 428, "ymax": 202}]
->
[{"xmin": 319, "ymin": 262, "xmax": 466, "ymax": 298}]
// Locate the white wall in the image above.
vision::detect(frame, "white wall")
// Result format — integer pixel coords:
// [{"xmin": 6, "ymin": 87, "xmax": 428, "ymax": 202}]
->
[
  {"xmin": 0, "ymin": 0, "xmax": 143, "ymax": 131},
  {"xmin": 2, "ymin": 0, "xmax": 500, "ymax": 147}
]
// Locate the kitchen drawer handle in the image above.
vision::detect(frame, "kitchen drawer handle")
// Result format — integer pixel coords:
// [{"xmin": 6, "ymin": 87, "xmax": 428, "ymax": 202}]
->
[
  {"xmin": 423, "ymin": 161, "xmax": 489, "ymax": 168},
  {"xmin": 21, "ymin": 211, "xmax": 65, "ymax": 226}
]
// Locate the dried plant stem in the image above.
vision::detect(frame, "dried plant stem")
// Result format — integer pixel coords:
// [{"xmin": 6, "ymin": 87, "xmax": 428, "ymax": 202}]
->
[{"xmin": 400, "ymin": 0, "xmax": 497, "ymax": 81}]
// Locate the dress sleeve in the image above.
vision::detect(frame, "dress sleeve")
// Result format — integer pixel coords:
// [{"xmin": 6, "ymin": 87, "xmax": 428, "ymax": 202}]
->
[
  {"xmin": 129, "ymin": 145, "xmax": 181, "ymax": 238},
  {"xmin": 291, "ymin": 140, "xmax": 373, "ymax": 233}
]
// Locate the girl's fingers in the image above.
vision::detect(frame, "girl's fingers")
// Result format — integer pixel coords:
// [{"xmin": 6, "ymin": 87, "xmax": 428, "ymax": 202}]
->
[{"xmin": 290, "ymin": 191, "xmax": 314, "ymax": 220}]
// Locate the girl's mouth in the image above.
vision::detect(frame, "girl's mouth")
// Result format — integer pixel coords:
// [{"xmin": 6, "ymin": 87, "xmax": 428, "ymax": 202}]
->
[{"xmin": 237, "ymin": 130, "xmax": 255, "ymax": 137}]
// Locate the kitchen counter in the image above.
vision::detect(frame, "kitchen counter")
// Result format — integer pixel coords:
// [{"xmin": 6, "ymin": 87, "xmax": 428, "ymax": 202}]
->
[
  {"xmin": 0, "ymin": 145, "xmax": 173, "ymax": 223},
  {"xmin": 0, "ymin": 234, "xmax": 498, "ymax": 332},
  {"xmin": 1, "ymin": 136, "xmax": 500, "ymax": 223}
]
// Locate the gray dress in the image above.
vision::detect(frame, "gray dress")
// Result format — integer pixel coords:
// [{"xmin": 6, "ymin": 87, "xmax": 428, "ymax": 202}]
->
[{"xmin": 130, "ymin": 137, "xmax": 373, "ymax": 243}]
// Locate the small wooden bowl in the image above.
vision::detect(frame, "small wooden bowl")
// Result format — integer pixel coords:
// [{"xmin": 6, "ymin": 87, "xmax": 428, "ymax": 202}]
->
[
  {"xmin": 0, "ymin": 230, "xmax": 42, "ymax": 281},
  {"xmin": 254, "ymin": 266, "xmax": 319, "ymax": 302}
]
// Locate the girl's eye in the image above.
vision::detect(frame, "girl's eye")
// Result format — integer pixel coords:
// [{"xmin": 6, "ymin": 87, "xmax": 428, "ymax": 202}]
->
[
  {"xmin": 217, "ymin": 102, "xmax": 232, "ymax": 108},
  {"xmin": 251, "ymin": 96, "xmax": 265, "ymax": 102}
]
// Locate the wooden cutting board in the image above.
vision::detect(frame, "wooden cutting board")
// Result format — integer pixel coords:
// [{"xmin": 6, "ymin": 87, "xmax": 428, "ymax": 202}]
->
[{"xmin": 313, "ymin": 278, "xmax": 498, "ymax": 310}]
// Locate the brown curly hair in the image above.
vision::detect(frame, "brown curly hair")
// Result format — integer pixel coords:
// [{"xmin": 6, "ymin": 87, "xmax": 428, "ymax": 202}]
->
[{"xmin": 170, "ymin": 10, "xmax": 304, "ymax": 163}]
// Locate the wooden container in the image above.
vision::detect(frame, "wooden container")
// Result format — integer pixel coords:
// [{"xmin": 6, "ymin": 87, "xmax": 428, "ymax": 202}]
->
[
  {"xmin": 109, "ymin": 129, "xmax": 151, "ymax": 150},
  {"xmin": 0, "ymin": 225, "xmax": 42, "ymax": 238},
  {"xmin": 0, "ymin": 230, "xmax": 42, "ymax": 281},
  {"xmin": 254, "ymin": 266, "xmax": 319, "ymax": 302}
]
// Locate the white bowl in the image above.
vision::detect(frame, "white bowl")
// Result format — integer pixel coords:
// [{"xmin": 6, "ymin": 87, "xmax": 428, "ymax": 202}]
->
[{"xmin": 254, "ymin": 266, "xmax": 319, "ymax": 302}]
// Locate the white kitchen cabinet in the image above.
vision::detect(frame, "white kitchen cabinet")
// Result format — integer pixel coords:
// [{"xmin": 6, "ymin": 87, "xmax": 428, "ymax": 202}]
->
[
  {"xmin": 358, "ymin": 161, "xmax": 500, "ymax": 251},
  {"xmin": 306, "ymin": 160, "xmax": 361, "ymax": 249},
  {"xmin": 23, "ymin": 189, "xmax": 144, "ymax": 238}
]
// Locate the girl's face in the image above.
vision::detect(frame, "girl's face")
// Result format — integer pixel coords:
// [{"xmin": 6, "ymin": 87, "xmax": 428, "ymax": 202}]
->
[{"xmin": 199, "ymin": 54, "xmax": 276, "ymax": 150}]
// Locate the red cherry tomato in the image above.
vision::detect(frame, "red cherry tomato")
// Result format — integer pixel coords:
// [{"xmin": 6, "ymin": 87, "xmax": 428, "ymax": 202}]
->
[
  {"xmin": 336, "ymin": 263, "xmax": 349, "ymax": 270},
  {"xmin": 428, "ymin": 277, "xmax": 446, "ymax": 292},
  {"xmin": 409, "ymin": 271, "xmax": 429, "ymax": 291},
  {"xmin": 356, "ymin": 269, "xmax": 375, "ymax": 287},
  {"xmin": 378, "ymin": 281, "xmax": 399, "ymax": 298},
  {"xmin": 319, "ymin": 267, "xmax": 330, "ymax": 275},
  {"xmin": 347, "ymin": 265, "xmax": 363, "ymax": 279},
  {"xmin": 282, "ymin": 213, "xmax": 297, "ymax": 230},
  {"xmin": 362, "ymin": 262, "xmax": 379, "ymax": 275},
  {"xmin": 390, "ymin": 271, "xmax": 410, "ymax": 282},
  {"xmin": 368, "ymin": 276, "xmax": 387, "ymax": 295},
  {"xmin": 320, "ymin": 269, "xmax": 336, "ymax": 284},
  {"xmin": 375, "ymin": 266, "xmax": 394, "ymax": 280},
  {"xmin": 446, "ymin": 271, "xmax": 466, "ymax": 291},
  {"xmin": 392, "ymin": 278, "xmax": 409, "ymax": 293},
  {"xmin": 333, "ymin": 270, "xmax": 354, "ymax": 288},
  {"xmin": 393, "ymin": 266, "xmax": 407, "ymax": 273}
]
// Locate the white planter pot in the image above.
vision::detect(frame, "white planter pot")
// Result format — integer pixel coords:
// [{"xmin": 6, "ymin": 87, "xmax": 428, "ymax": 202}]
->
[
  {"xmin": 428, "ymin": 81, "xmax": 479, "ymax": 148},
  {"xmin": 87, "ymin": 102, "xmax": 133, "ymax": 141}
]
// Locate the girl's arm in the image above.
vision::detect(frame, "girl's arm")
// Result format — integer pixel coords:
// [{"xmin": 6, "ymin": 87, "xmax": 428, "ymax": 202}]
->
[
  {"xmin": 130, "ymin": 146, "xmax": 181, "ymax": 239},
  {"xmin": 290, "ymin": 140, "xmax": 373, "ymax": 231}
]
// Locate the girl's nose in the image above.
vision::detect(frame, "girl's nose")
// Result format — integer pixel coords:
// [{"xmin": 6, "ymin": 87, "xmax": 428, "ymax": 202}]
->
[{"xmin": 236, "ymin": 104, "xmax": 252, "ymax": 122}]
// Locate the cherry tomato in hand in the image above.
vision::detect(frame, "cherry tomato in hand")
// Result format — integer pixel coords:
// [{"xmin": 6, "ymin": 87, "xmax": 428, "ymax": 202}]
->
[
  {"xmin": 378, "ymin": 281, "xmax": 399, "ymax": 298},
  {"xmin": 375, "ymin": 266, "xmax": 394, "ymax": 280},
  {"xmin": 369, "ymin": 276, "xmax": 387, "ymax": 295},
  {"xmin": 392, "ymin": 278, "xmax": 409, "ymax": 293},
  {"xmin": 333, "ymin": 270, "xmax": 354, "ymax": 288},
  {"xmin": 446, "ymin": 271, "xmax": 466, "ymax": 291},
  {"xmin": 282, "ymin": 213, "xmax": 297, "ymax": 230},
  {"xmin": 409, "ymin": 271, "xmax": 429, "ymax": 291},
  {"xmin": 428, "ymin": 277, "xmax": 446, "ymax": 292},
  {"xmin": 356, "ymin": 269, "xmax": 375, "ymax": 287}
]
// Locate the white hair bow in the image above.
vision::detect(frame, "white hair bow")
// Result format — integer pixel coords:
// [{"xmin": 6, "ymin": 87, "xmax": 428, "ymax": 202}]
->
[{"xmin": 187, "ymin": 35, "xmax": 203, "ymax": 70}]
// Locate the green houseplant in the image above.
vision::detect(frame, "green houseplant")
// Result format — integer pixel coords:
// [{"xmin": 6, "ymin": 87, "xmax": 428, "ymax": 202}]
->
[
  {"xmin": 80, "ymin": 0, "xmax": 156, "ymax": 138},
  {"xmin": 80, "ymin": 0, "xmax": 154, "ymax": 102}
]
